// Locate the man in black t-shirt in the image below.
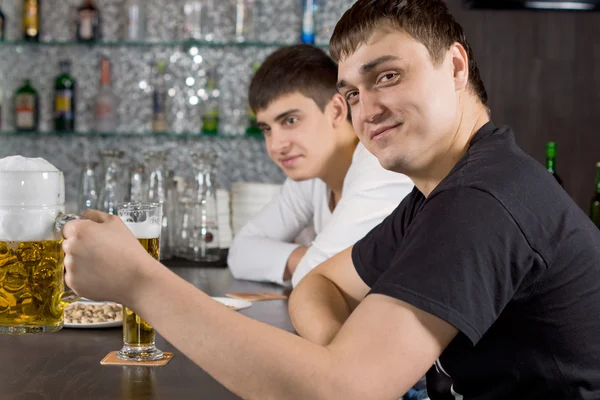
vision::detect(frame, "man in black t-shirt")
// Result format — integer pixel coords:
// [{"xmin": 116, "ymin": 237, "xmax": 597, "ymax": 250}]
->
[
  {"xmin": 58, "ymin": 0, "xmax": 600, "ymax": 399},
  {"xmin": 289, "ymin": 0, "xmax": 600, "ymax": 399}
]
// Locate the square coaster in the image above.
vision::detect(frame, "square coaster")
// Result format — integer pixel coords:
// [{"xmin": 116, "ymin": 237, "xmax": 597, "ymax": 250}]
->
[
  {"xmin": 226, "ymin": 291, "xmax": 288, "ymax": 301},
  {"xmin": 100, "ymin": 351, "xmax": 174, "ymax": 367}
]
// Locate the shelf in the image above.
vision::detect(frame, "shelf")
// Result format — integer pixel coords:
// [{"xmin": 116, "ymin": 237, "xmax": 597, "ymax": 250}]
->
[
  {"xmin": 0, "ymin": 40, "xmax": 328, "ymax": 49},
  {"xmin": 0, "ymin": 130, "xmax": 264, "ymax": 139}
]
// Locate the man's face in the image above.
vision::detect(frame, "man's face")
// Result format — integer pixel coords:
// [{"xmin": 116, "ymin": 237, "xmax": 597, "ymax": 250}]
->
[
  {"xmin": 337, "ymin": 29, "xmax": 460, "ymax": 174},
  {"xmin": 256, "ymin": 92, "xmax": 337, "ymax": 181}
]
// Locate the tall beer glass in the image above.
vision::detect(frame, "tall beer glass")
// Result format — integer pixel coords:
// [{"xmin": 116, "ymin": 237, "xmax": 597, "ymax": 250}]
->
[
  {"xmin": 0, "ymin": 161, "xmax": 79, "ymax": 334},
  {"xmin": 116, "ymin": 202, "xmax": 164, "ymax": 361}
]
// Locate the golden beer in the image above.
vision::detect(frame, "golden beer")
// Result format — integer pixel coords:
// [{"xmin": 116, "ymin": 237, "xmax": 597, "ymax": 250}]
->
[
  {"xmin": 0, "ymin": 240, "xmax": 65, "ymax": 333},
  {"xmin": 122, "ymin": 237, "xmax": 159, "ymax": 347}
]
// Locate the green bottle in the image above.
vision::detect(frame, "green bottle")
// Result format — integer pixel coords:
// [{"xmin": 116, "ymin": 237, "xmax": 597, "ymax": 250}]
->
[
  {"xmin": 54, "ymin": 60, "xmax": 76, "ymax": 132},
  {"xmin": 14, "ymin": 80, "xmax": 39, "ymax": 131},
  {"xmin": 546, "ymin": 142, "xmax": 563, "ymax": 187},
  {"xmin": 246, "ymin": 61, "xmax": 262, "ymax": 136},
  {"xmin": 590, "ymin": 163, "xmax": 600, "ymax": 229},
  {"xmin": 202, "ymin": 70, "xmax": 219, "ymax": 135}
]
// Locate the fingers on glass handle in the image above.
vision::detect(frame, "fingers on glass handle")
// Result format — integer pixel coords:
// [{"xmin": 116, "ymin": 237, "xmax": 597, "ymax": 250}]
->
[
  {"xmin": 55, "ymin": 212, "xmax": 81, "ymax": 233},
  {"xmin": 59, "ymin": 291, "xmax": 81, "ymax": 309}
]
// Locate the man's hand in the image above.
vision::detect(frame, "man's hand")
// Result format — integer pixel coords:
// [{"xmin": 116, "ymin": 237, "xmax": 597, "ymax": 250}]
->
[
  {"xmin": 61, "ymin": 209, "xmax": 159, "ymax": 305},
  {"xmin": 283, "ymin": 246, "xmax": 308, "ymax": 281}
]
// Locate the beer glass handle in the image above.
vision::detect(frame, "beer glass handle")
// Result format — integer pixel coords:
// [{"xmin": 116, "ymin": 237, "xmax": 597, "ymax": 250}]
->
[
  {"xmin": 55, "ymin": 212, "xmax": 82, "ymax": 307},
  {"xmin": 55, "ymin": 212, "xmax": 80, "ymax": 233}
]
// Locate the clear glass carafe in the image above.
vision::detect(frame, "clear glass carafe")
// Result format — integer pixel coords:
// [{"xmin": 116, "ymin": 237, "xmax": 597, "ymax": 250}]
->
[
  {"xmin": 177, "ymin": 151, "xmax": 220, "ymax": 262},
  {"xmin": 144, "ymin": 150, "xmax": 172, "ymax": 260},
  {"xmin": 98, "ymin": 150, "xmax": 125, "ymax": 215},
  {"xmin": 77, "ymin": 161, "xmax": 98, "ymax": 214}
]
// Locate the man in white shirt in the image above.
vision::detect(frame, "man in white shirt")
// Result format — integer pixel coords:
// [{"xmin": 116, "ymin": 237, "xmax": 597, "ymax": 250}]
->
[{"xmin": 227, "ymin": 44, "xmax": 413, "ymax": 287}]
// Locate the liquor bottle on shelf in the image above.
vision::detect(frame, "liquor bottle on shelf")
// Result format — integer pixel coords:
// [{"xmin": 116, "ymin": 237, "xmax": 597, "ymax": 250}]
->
[
  {"xmin": 246, "ymin": 61, "xmax": 261, "ymax": 136},
  {"xmin": 54, "ymin": 60, "xmax": 76, "ymax": 132},
  {"xmin": 14, "ymin": 80, "xmax": 38, "ymax": 131},
  {"xmin": 301, "ymin": 0, "xmax": 317, "ymax": 44},
  {"xmin": 124, "ymin": 0, "xmax": 145, "ymax": 41},
  {"xmin": 23, "ymin": 0, "xmax": 40, "ymax": 41},
  {"xmin": 77, "ymin": 0, "xmax": 100, "ymax": 42},
  {"xmin": 0, "ymin": 7, "xmax": 5, "ymax": 42},
  {"xmin": 235, "ymin": 0, "xmax": 257, "ymax": 43},
  {"xmin": 183, "ymin": 0, "xmax": 215, "ymax": 41},
  {"xmin": 201, "ymin": 69, "xmax": 219, "ymax": 135},
  {"xmin": 94, "ymin": 57, "xmax": 117, "ymax": 132},
  {"xmin": 0, "ymin": 85, "xmax": 3, "ymax": 130},
  {"xmin": 152, "ymin": 60, "xmax": 168, "ymax": 133},
  {"xmin": 545, "ymin": 141, "xmax": 563, "ymax": 187},
  {"xmin": 590, "ymin": 163, "xmax": 600, "ymax": 229}
]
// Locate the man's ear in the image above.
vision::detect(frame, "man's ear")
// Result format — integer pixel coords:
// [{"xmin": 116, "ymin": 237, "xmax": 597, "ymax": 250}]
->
[
  {"xmin": 327, "ymin": 93, "xmax": 350, "ymax": 128},
  {"xmin": 450, "ymin": 42, "xmax": 469, "ymax": 92}
]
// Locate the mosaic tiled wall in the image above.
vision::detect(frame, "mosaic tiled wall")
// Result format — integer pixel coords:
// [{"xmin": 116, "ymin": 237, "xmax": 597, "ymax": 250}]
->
[{"xmin": 0, "ymin": 0, "xmax": 355, "ymax": 202}]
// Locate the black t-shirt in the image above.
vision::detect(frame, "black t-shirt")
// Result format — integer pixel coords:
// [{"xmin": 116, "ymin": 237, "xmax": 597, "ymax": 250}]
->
[{"xmin": 352, "ymin": 122, "xmax": 600, "ymax": 399}]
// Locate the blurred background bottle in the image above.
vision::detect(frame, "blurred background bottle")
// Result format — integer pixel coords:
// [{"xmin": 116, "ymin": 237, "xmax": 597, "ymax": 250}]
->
[
  {"xmin": 77, "ymin": 0, "xmax": 100, "ymax": 42},
  {"xmin": 183, "ymin": 0, "xmax": 215, "ymax": 41},
  {"xmin": 14, "ymin": 79, "xmax": 39, "ymax": 131},
  {"xmin": 55, "ymin": 60, "xmax": 76, "ymax": 131},
  {"xmin": 152, "ymin": 60, "xmax": 168, "ymax": 133},
  {"xmin": 246, "ymin": 61, "xmax": 261, "ymax": 136},
  {"xmin": 201, "ymin": 69, "xmax": 219, "ymax": 135},
  {"xmin": 546, "ymin": 141, "xmax": 562, "ymax": 187},
  {"xmin": 23, "ymin": 0, "xmax": 40, "ymax": 41},
  {"xmin": 235, "ymin": 0, "xmax": 256, "ymax": 43},
  {"xmin": 124, "ymin": 0, "xmax": 145, "ymax": 41},
  {"xmin": 94, "ymin": 57, "xmax": 118, "ymax": 132},
  {"xmin": 0, "ymin": 6, "xmax": 5, "ymax": 41},
  {"xmin": 301, "ymin": 0, "xmax": 317, "ymax": 44},
  {"xmin": 590, "ymin": 162, "xmax": 600, "ymax": 229}
]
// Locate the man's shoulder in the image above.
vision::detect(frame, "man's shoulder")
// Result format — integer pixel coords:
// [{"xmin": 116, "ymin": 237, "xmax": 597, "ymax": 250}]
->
[{"xmin": 442, "ymin": 124, "xmax": 548, "ymax": 194}]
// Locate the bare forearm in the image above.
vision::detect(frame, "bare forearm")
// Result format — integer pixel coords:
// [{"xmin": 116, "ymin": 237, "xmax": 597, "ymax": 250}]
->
[
  {"xmin": 289, "ymin": 272, "xmax": 352, "ymax": 345},
  {"xmin": 126, "ymin": 261, "xmax": 335, "ymax": 400}
]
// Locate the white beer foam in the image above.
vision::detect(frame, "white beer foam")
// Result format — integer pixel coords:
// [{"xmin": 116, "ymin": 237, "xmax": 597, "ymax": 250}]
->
[
  {"xmin": 0, "ymin": 156, "xmax": 64, "ymax": 207},
  {"xmin": 0, "ymin": 156, "xmax": 60, "ymax": 172},
  {"xmin": 123, "ymin": 221, "xmax": 161, "ymax": 239},
  {"xmin": 0, "ymin": 156, "xmax": 65, "ymax": 242}
]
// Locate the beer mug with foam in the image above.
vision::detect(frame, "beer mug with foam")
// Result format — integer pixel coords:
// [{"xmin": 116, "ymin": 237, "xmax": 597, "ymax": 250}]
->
[{"xmin": 0, "ymin": 156, "xmax": 79, "ymax": 334}]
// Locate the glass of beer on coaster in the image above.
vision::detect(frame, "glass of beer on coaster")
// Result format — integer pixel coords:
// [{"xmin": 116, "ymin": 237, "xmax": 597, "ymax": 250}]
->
[{"xmin": 116, "ymin": 202, "xmax": 164, "ymax": 361}]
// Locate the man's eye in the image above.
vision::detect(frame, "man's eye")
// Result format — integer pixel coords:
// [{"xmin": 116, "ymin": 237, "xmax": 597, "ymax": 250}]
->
[
  {"xmin": 345, "ymin": 91, "xmax": 358, "ymax": 102},
  {"xmin": 378, "ymin": 73, "xmax": 398, "ymax": 84},
  {"xmin": 261, "ymin": 127, "xmax": 271, "ymax": 136},
  {"xmin": 284, "ymin": 117, "xmax": 298, "ymax": 126}
]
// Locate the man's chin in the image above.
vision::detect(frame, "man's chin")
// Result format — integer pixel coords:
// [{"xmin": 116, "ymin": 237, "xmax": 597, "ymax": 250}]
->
[
  {"xmin": 375, "ymin": 150, "xmax": 405, "ymax": 173},
  {"xmin": 284, "ymin": 169, "xmax": 314, "ymax": 182}
]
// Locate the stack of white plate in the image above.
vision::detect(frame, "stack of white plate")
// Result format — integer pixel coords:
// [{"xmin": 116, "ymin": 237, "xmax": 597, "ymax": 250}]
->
[
  {"xmin": 231, "ymin": 182, "xmax": 283, "ymax": 235},
  {"xmin": 216, "ymin": 189, "xmax": 233, "ymax": 248}
]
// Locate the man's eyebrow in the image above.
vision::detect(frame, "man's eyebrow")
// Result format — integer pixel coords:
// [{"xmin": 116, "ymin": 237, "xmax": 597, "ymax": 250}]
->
[
  {"xmin": 337, "ymin": 55, "xmax": 402, "ymax": 91},
  {"xmin": 336, "ymin": 80, "xmax": 349, "ymax": 91},
  {"xmin": 274, "ymin": 109, "xmax": 300, "ymax": 122},
  {"xmin": 360, "ymin": 55, "xmax": 401, "ymax": 74}
]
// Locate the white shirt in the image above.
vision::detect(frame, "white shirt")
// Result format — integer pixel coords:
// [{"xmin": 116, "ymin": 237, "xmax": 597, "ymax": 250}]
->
[{"xmin": 227, "ymin": 143, "xmax": 414, "ymax": 287}]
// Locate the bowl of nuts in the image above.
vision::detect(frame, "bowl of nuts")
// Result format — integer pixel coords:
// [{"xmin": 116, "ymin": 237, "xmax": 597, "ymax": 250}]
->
[{"xmin": 63, "ymin": 301, "xmax": 123, "ymax": 328}]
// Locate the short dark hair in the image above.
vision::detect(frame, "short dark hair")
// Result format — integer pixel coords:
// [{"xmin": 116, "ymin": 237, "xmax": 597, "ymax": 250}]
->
[
  {"xmin": 248, "ymin": 45, "xmax": 340, "ymax": 114},
  {"xmin": 330, "ymin": 0, "xmax": 488, "ymax": 107}
]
